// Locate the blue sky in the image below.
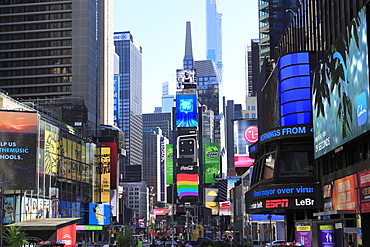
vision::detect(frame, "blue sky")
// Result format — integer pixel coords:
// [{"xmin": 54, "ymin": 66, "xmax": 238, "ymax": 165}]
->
[{"xmin": 114, "ymin": 0, "xmax": 259, "ymax": 114}]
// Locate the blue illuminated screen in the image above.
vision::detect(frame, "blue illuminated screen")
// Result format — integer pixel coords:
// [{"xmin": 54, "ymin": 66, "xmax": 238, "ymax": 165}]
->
[
  {"xmin": 278, "ymin": 52, "xmax": 311, "ymax": 126},
  {"xmin": 176, "ymin": 94, "xmax": 198, "ymax": 127}
]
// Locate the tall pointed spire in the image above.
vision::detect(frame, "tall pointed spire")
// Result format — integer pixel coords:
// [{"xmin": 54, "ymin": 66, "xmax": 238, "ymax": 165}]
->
[{"xmin": 183, "ymin": 21, "xmax": 194, "ymax": 69}]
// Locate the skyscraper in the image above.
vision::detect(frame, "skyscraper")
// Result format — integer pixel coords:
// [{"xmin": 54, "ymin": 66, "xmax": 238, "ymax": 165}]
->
[
  {"xmin": 206, "ymin": 0, "xmax": 223, "ymax": 79},
  {"xmin": 0, "ymin": 0, "xmax": 115, "ymax": 133},
  {"xmin": 259, "ymin": 0, "xmax": 300, "ymax": 60},
  {"xmin": 161, "ymin": 81, "xmax": 175, "ymax": 113},
  {"xmin": 114, "ymin": 31, "xmax": 143, "ymax": 173}
]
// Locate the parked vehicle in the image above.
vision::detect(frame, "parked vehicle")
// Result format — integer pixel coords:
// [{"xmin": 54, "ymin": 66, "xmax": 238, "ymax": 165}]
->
[
  {"xmin": 286, "ymin": 242, "xmax": 304, "ymax": 246},
  {"xmin": 265, "ymin": 240, "xmax": 287, "ymax": 246}
]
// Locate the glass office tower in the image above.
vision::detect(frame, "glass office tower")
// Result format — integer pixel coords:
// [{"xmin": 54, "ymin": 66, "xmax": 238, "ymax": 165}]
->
[
  {"xmin": 0, "ymin": 0, "xmax": 115, "ymax": 133},
  {"xmin": 113, "ymin": 31, "xmax": 143, "ymax": 173},
  {"xmin": 206, "ymin": 0, "xmax": 223, "ymax": 79}
]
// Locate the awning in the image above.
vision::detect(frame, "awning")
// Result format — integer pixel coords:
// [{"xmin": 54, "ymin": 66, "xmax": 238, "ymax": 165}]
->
[{"xmin": 7, "ymin": 218, "xmax": 82, "ymax": 231}]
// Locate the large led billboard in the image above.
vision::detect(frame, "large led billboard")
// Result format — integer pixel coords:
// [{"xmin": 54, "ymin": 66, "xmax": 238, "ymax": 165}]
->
[
  {"xmin": 234, "ymin": 119, "xmax": 258, "ymax": 168},
  {"xmin": 312, "ymin": 7, "xmax": 370, "ymax": 158},
  {"xmin": 165, "ymin": 144, "xmax": 174, "ymax": 185},
  {"xmin": 88, "ymin": 203, "xmax": 110, "ymax": 225},
  {"xmin": 176, "ymin": 164, "xmax": 198, "ymax": 203},
  {"xmin": 204, "ymin": 142, "xmax": 220, "ymax": 183},
  {"xmin": 0, "ymin": 111, "xmax": 37, "ymax": 190},
  {"xmin": 204, "ymin": 188, "xmax": 219, "ymax": 215},
  {"xmin": 176, "ymin": 94, "xmax": 198, "ymax": 127},
  {"xmin": 176, "ymin": 69, "xmax": 196, "ymax": 89},
  {"xmin": 278, "ymin": 52, "xmax": 312, "ymax": 126}
]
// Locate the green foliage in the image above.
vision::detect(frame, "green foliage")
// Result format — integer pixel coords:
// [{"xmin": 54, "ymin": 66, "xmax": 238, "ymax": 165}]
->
[
  {"xmin": 115, "ymin": 225, "xmax": 135, "ymax": 247},
  {"xmin": 3, "ymin": 225, "xmax": 28, "ymax": 247}
]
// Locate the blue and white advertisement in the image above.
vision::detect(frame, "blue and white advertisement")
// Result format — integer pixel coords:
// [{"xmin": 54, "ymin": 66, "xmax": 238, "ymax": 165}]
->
[{"xmin": 312, "ymin": 7, "xmax": 370, "ymax": 158}]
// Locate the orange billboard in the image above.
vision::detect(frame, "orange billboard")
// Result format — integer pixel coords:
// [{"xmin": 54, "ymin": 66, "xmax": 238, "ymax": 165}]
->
[{"xmin": 332, "ymin": 174, "xmax": 357, "ymax": 211}]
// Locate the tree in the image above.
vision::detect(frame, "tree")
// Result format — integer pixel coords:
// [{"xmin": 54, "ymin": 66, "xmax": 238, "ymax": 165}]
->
[
  {"xmin": 115, "ymin": 224, "xmax": 135, "ymax": 247},
  {"xmin": 3, "ymin": 225, "xmax": 28, "ymax": 247}
]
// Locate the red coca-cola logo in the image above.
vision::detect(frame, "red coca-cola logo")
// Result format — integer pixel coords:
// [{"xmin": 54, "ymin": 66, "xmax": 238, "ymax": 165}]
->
[{"xmin": 62, "ymin": 234, "xmax": 72, "ymax": 247}]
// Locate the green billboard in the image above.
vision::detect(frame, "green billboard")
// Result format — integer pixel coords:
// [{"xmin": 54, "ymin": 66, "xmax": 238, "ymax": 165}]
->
[
  {"xmin": 204, "ymin": 142, "xmax": 220, "ymax": 183},
  {"xmin": 165, "ymin": 144, "xmax": 174, "ymax": 185}
]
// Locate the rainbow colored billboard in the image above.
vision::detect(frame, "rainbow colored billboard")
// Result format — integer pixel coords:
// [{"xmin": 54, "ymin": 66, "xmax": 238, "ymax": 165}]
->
[{"xmin": 176, "ymin": 164, "xmax": 198, "ymax": 203}]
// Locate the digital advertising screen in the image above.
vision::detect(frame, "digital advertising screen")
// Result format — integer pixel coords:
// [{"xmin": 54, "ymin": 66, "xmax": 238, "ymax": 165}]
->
[
  {"xmin": 0, "ymin": 111, "xmax": 37, "ymax": 190},
  {"xmin": 176, "ymin": 69, "xmax": 196, "ymax": 89},
  {"xmin": 176, "ymin": 94, "xmax": 198, "ymax": 127},
  {"xmin": 176, "ymin": 164, "xmax": 199, "ymax": 203},
  {"xmin": 204, "ymin": 142, "xmax": 220, "ymax": 183},
  {"xmin": 234, "ymin": 119, "xmax": 258, "ymax": 168},
  {"xmin": 312, "ymin": 7, "xmax": 370, "ymax": 158},
  {"xmin": 204, "ymin": 188, "xmax": 219, "ymax": 215},
  {"xmin": 278, "ymin": 52, "xmax": 312, "ymax": 127},
  {"xmin": 99, "ymin": 143, "xmax": 118, "ymax": 189},
  {"xmin": 165, "ymin": 144, "xmax": 173, "ymax": 185},
  {"xmin": 88, "ymin": 203, "xmax": 110, "ymax": 225}
]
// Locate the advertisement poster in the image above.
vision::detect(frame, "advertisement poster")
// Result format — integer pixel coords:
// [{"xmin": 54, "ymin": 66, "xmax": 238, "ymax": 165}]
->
[
  {"xmin": 99, "ymin": 147, "xmax": 111, "ymax": 203},
  {"xmin": 332, "ymin": 174, "xmax": 357, "ymax": 211},
  {"xmin": 165, "ymin": 144, "xmax": 173, "ymax": 185},
  {"xmin": 88, "ymin": 203, "xmax": 110, "ymax": 225},
  {"xmin": 234, "ymin": 119, "xmax": 257, "ymax": 168},
  {"xmin": 296, "ymin": 225, "xmax": 312, "ymax": 247},
  {"xmin": 0, "ymin": 111, "xmax": 37, "ymax": 190},
  {"xmin": 57, "ymin": 224, "xmax": 76, "ymax": 247},
  {"xmin": 312, "ymin": 8, "xmax": 369, "ymax": 158},
  {"xmin": 176, "ymin": 94, "xmax": 198, "ymax": 127},
  {"xmin": 359, "ymin": 170, "xmax": 370, "ymax": 213},
  {"xmin": 319, "ymin": 225, "xmax": 336, "ymax": 247},
  {"xmin": 176, "ymin": 165, "xmax": 199, "ymax": 203},
  {"xmin": 204, "ymin": 142, "xmax": 220, "ymax": 183},
  {"xmin": 204, "ymin": 188, "xmax": 219, "ymax": 215}
]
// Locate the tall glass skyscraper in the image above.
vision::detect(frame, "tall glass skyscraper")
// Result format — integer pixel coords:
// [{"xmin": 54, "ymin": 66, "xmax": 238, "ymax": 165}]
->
[
  {"xmin": 206, "ymin": 0, "xmax": 223, "ymax": 79},
  {"xmin": 0, "ymin": 0, "xmax": 115, "ymax": 133},
  {"xmin": 259, "ymin": 0, "xmax": 300, "ymax": 60},
  {"xmin": 114, "ymin": 31, "xmax": 143, "ymax": 173}
]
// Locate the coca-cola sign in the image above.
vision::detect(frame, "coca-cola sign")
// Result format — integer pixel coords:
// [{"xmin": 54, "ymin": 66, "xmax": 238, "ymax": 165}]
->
[{"xmin": 179, "ymin": 165, "xmax": 194, "ymax": 171}]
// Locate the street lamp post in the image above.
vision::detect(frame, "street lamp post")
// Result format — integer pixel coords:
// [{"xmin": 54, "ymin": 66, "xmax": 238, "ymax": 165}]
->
[{"xmin": 267, "ymin": 214, "xmax": 273, "ymax": 244}]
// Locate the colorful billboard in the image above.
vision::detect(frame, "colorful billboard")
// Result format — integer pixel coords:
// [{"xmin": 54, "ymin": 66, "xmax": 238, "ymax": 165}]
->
[
  {"xmin": 176, "ymin": 69, "xmax": 196, "ymax": 89},
  {"xmin": 99, "ymin": 143, "xmax": 118, "ymax": 189},
  {"xmin": 165, "ymin": 144, "xmax": 174, "ymax": 185},
  {"xmin": 160, "ymin": 137, "xmax": 166, "ymax": 201},
  {"xmin": 57, "ymin": 224, "xmax": 76, "ymax": 247},
  {"xmin": 0, "ymin": 111, "xmax": 37, "ymax": 190},
  {"xmin": 153, "ymin": 208, "xmax": 169, "ymax": 215},
  {"xmin": 312, "ymin": 7, "xmax": 369, "ymax": 158},
  {"xmin": 88, "ymin": 203, "xmax": 110, "ymax": 225},
  {"xmin": 176, "ymin": 164, "xmax": 198, "ymax": 203},
  {"xmin": 99, "ymin": 147, "xmax": 111, "ymax": 202},
  {"xmin": 176, "ymin": 94, "xmax": 198, "ymax": 127},
  {"xmin": 332, "ymin": 174, "xmax": 357, "ymax": 211},
  {"xmin": 204, "ymin": 188, "xmax": 219, "ymax": 215},
  {"xmin": 245, "ymin": 183, "xmax": 321, "ymax": 214},
  {"xmin": 234, "ymin": 119, "xmax": 257, "ymax": 168},
  {"xmin": 359, "ymin": 170, "xmax": 370, "ymax": 213},
  {"xmin": 204, "ymin": 142, "xmax": 220, "ymax": 183}
]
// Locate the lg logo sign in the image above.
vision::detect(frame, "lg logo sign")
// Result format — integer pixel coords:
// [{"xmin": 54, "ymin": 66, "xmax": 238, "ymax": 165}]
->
[{"xmin": 295, "ymin": 198, "xmax": 315, "ymax": 206}]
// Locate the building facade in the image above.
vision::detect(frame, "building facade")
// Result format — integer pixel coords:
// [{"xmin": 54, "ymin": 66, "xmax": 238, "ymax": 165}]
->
[
  {"xmin": 206, "ymin": 0, "xmax": 223, "ymax": 79},
  {"xmin": 113, "ymin": 31, "xmax": 143, "ymax": 173},
  {"xmin": 0, "ymin": 0, "xmax": 115, "ymax": 134}
]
